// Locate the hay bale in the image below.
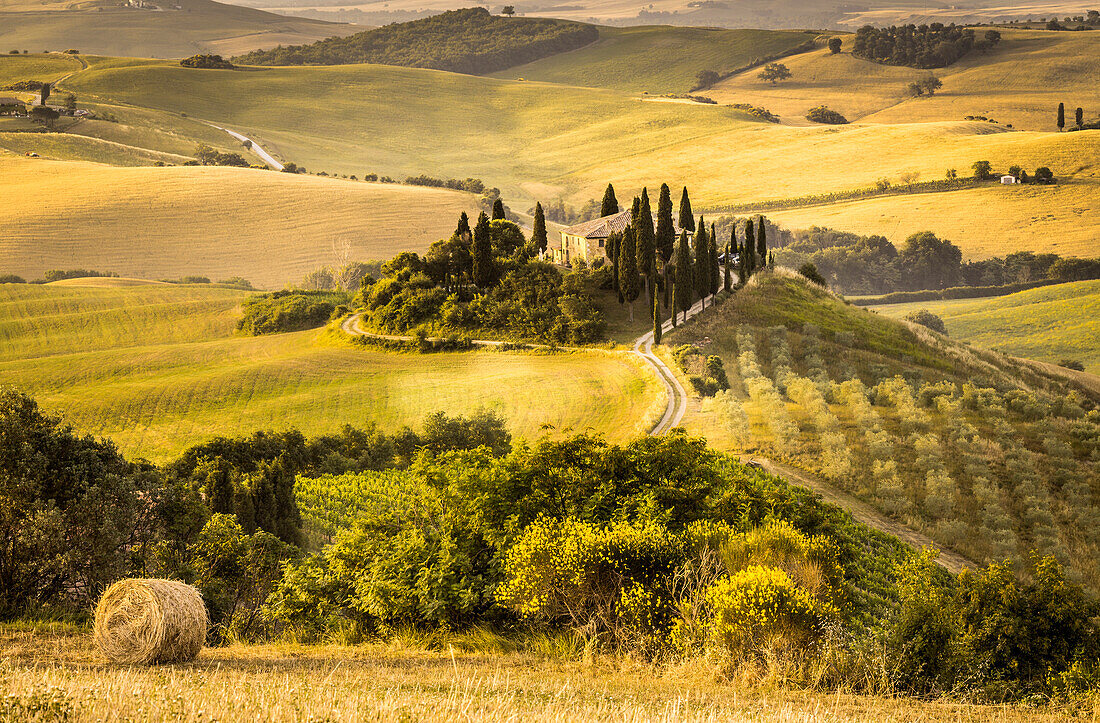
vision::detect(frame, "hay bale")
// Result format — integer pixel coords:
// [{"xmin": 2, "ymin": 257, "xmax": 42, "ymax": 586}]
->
[{"xmin": 94, "ymin": 578, "xmax": 208, "ymax": 665}]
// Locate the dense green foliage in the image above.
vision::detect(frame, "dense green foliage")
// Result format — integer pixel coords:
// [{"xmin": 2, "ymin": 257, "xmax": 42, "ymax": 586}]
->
[
  {"xmin": 234, "ymin": 8, "xmax": 599, "ymax": 74},
  {"xmin": 277, "ymin": 432, "xmax": 913, "ymax": 641},
  {"xmin": 772, "ymin": 227, "xmax": 1100, "ymax": 296},
  {"xmin": 237, "ymin": 290, "xmax": 348, "ymax": 335},
  {"xmin": 852, "ymin": 24, "xmax": 979, "ymax": 68},
  {"xmin": 357, "ymin": 218, "xmax": 605, "ymax": 343},
  {"xmin": 179, "ymin": 54, "xmax": 235, "ymax": 70},
  {"xmin": 805, "ymin": 106, "xmax": 848, "ymax": 124}
]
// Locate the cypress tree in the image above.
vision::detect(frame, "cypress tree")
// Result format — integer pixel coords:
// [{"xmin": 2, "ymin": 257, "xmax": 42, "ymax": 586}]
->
[
  {"xmin": 608, "ymin": 231, "xmax": 621, "ymax": 296},
  {"xmin": 655, "ymin": 184, "xmax": 675, "ymax": 263},
  {"xmin": 1057, "ymin": 102, "xmax": 1065, "ymax": 130},
  {"xmin": 737, "ymin": 239, "xmax": 748, "ymax": 285},
  {"xmin": 601, "ymin": 183, "xmax": 619, "ymax": 217},
  {"xmin": 744, "ymin": 219, "xmax": 756, "ymax": 276},
  {"xmin": 678, "ymin": 187, "xmax": 695, "ymax": 232},
  {"xmin": 637, "ymin": 188, "xmax": 656, "ymax": 301},
  {"xmin": 757, "ymin": 216, "xmax": 767, "ymax": 258},
  {"xmin": 724, "ymin": 242, "xmax": 732, "ymax": 292},
  {"xmin": 618, "ymin": 225, "xmax": 640, "ymax": 321},
  {"xmin": 655, "ymin": 183, "xmax": 675, "ymax": 309},
  {"xmin": 652, "ymin": 291, "xmax": 662, "ymax": 344},
  {"xmin": 1076, "ymin": 107, "xmax": 1084, "ymax": 128},
  {"xmin": 456, "ymin": 211, "xmax": 471, "ymax": 240},
  {"xmin": 270, "ymin": 456, "xmax": 303, "ymax": 547},
  {"xmin": 492, "ymin": 198, "xmax": 506, "ymax": 220},
  {"xmin": 693, "ymin": 218, "xmax": 709, "ymax": 310},
  {"xmin": 472, "ymin": 211, "xmax": 493, "ymax": 286},
  {"xmin": 531, "ymin": 202, "xmax": 548, "ymax": 254},
  {"xmin": 675, "ymin": 230, "xmax": 693, "ymax": 324},
  {"xmin": 709, "ymin": 223, "xmax": 720, "ymax": 295}
]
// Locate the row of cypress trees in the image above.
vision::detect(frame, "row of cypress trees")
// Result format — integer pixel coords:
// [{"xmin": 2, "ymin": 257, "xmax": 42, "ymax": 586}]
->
[{"xmin": 597, "ymin": 183, "xmax": 771, "ymax": 336}]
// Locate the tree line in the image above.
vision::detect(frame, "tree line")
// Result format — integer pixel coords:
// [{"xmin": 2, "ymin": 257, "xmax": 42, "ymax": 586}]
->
[
  {"xmin": 852, "ymin": 24, "xmax": 999, "ymax": 68},
  {"xmin": 232, "ymin": 8, "xmax": 599, "ymax": 74},
  {"xmin": 596, "ymin": 183, "xmax": 773, "ymax": 332}
]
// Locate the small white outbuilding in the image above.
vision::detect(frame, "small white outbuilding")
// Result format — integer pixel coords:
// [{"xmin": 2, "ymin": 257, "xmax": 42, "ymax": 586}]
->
[{"xmin": 1000, "ymin": 175, "xmax": 1018, "ymax": 184}]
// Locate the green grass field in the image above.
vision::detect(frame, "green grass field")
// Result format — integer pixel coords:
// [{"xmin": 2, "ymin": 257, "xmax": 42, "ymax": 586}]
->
[
  {"xmin": 868, "ymin": 279, "xmax": 1100, "ymax": 374},
  {"xmin": 0, "ymin": 156, "xmax": 479, "ymax": 288},
  {"xmin": 489, "ymin": 25, "xmax": 813, "ymax": 95},
  {"xmin": 0, "ymin": 283, "xmax": 659, "ymax": 462},
  {"xmin": 0, "ymin": 0, "xmax": 356, "ymax": 59},
  {"xmin": 0, "ymin": 51, "xmax": 81, "ymax": 85}
]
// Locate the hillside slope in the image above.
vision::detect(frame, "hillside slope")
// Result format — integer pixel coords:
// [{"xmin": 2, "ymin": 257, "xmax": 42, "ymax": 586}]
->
[
  {"xmin": 668, "ymin": 270, "xmax": 1100, "ymax": 593},
  {"xmin": 869, "ymin": 280, "xmax": 1100, "ymax": 374},
  {"xmin": 0, "ymin": 157, "xmax": 478, "ymax": 288},
  {"xmin": 708, "ymin": 29, "xmax": 1100, "ymax": 131},
  {"xmin": 0, "ymin": 283, "xmax": 659, "ymax": 461},
  {"xmin": 0, "ymin": 0, "xmax": 358, "ymax": 58},
  {"xmin": 488, "ymin": 25, "xmax": 813, "ymax": 94}
]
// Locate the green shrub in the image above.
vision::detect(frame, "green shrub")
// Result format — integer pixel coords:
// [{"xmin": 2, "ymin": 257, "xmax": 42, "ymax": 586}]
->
[
  {"xmin": 237, "ymin": 290, "xmax": 347, "ymax": 335},
  {"xmin": 905, "ymin": 309, "xmax": 947, "ymax": 334},
  {"xmin": 806, "ymin": 106, "xmax": 848, "ymax": 124}
]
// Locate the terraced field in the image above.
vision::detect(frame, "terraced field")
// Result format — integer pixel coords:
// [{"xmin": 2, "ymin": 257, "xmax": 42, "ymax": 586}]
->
[{"xmin": 0, "ymin": 283, "xmax": 659, "ymax": 462}]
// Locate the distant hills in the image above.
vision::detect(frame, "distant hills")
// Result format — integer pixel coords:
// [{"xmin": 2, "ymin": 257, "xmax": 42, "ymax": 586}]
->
[
  {"xmin": 234, "ymin": 7, "xmax": 599, "ymax": 74},
  {"xmin": 0, "ymin": 0, "xmax": 359, "ymax": 58}
]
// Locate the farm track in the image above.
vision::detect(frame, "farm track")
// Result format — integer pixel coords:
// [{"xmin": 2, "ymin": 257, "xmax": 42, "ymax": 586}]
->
[{"xmin": 340, "ymin": 300, "xmax": 975, "ymax": 571}]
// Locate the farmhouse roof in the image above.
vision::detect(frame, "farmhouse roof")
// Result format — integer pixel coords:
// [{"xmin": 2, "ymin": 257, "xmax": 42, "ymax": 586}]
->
[
  {"xmin": 0, "ymin": 97, "xmax": 23, "ymax": 106},
  {"xmin": 560, "ymin": 209, "xmax": 632, "ymax": 239}
]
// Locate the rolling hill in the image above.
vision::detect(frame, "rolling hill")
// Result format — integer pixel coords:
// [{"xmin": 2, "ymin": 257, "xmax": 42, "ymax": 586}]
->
[
  {"xmin": 666, "ymin": 269, "xmax": 1100, "ymax": 592},
  {"xmin": 0, "ymin": 156, "xmax": 479, "ymax": 288},
  {"xmin": 60, "ymin": 55, "xmax": 1099, "ymax": 214},
  {"xmin": 707, "ymin": 29, "xmax": 1100, "ymax": 132},
  {"xmin": 488, "ymin": 25, "xmax": 814, "ymax": 94},
  {"xmin": 868, "ymin": 279, "xmax": 1100, "ymax": 374},
  {"xmin": 0, "ymin": 282, "xmax": 660, "ymax": 461},
  {"xmin": 0, "ymin": 0, "xmax": 359, "ymax": 59}
]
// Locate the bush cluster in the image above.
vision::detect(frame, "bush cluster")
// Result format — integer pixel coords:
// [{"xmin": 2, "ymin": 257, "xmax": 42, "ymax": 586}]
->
[
  {"xmin": 852, "ymin": 24, "xmax": 981, "ymax": 68},
  {"xmin": 237, "ymin": 290, "xmax": 348, "ymax": 335},
  {"xmin": 179, "ymin": 54, "xmax": 235, "ymax": 69}
]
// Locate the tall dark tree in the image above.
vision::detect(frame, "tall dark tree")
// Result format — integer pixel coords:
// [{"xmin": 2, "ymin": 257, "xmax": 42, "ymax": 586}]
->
[
  {"xmin": 744, "ymin": 219, "xmax": 757, "ymax": 276},
  {"xmin": 724, "ymin": 241, "xmax": 732, "ymax": 292},
  {"xmin": 693, "ymin": 218, "xmax": 709, "ymax": 310},
  {"xmin": 205, "ymin": 460, "xmax": 235, "ymax": 516},
  {"xmin": 608, "ymin": 231, "xmax": 621, "ymax": 297},
  {"xmin": 652, "ymin": 291, "xmax": 662, "ymax": 344},
  {"xmin": 618, "ymin": 225, "xmax": 640, "ymax": 321},
  {"xmin": 674, "ymin": 230, "xmax": 693, "ymax": 323},
  {"xmin": 709, "ymin": 223, "xmax": 720, "ymax": 295},
  {"xmin": 737, "ymin": 239, "xmax": 748, "ymax": 285},
  {"xmin": 491, "ymin": 198, "xmax": 506, "ymax": 220},
  {"xmin": 655, "ymin": 184, "xmax": 675, "ymax": 263},
  {"xmin": 39, "ymin": 82, "xmax": 50, "ymax": 106},
  {"xmin": 637, "ymin": 188, "xmax": 656, "ymax": 301},
  {"xmin": 1057, "ymin": 102, "xmax": 1065, "ymax": 130},
  {"xmin": 601, "ymin": 183, "xmax": 619, "ymax": 217},
  {"xmin": 655, "ymin": 183, "xmax": 675, "ymax": 308},
  {"xmin": 1075, "ymin": 107, "xmax": 1084, "ymax": 128},
  {"xmin": 472, "ymin": 211, "xmax": 493, "ymax": 286},
  {"xmin": 670, "ymin": 276, "xmax": 677, "ymax": 328},
  {"xmin": 757, "ymin": 216, "xmax": 767, "ymax": 258},
  {"xmin": 456, "ymin": 211, "xmax": 471, "ymax": 241},
  {"xmin": 678, "ymin": 187, "xmax": 695, "ymax": 232},
  {"xmin": 531, "ymin": 202, "xmax": 548, "ymax": 254}
]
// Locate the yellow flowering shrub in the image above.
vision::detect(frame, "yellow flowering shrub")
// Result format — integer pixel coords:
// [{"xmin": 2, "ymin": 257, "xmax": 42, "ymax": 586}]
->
[{"xmin": 705, "ymin": 565, "xmax": 825, "ymax": 654}]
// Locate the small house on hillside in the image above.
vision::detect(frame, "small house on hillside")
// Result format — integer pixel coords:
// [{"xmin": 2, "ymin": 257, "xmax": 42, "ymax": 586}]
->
[
  {"xmin": 1000, "ymin": 175, "xmax": 1018, "ymax": 184},
  {"xmin": 0, "ymin": 97, "xmax": 25, "ymax": 116},
  {"xmin": 552, "ymin": 209, "xmax": 633, "ymax": 266},
  {"xmin": 551, "ymin": 209, "xmax": 687, "ymax": 266}
]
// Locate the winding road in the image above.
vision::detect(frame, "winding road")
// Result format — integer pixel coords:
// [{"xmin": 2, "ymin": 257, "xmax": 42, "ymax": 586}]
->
[
  {"xmin": 208, "ymin": 124, "xmax": 284, "ymax": 170},
  {"xmin": 340, "ymin": 284, "xmax": 973, "ymax": 571}
]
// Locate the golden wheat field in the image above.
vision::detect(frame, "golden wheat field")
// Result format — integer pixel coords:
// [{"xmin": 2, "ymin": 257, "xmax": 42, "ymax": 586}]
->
[
  {"xmin": 1, "ymin": 627, "xmax": 1091, "ymax": 722},
  {"xmin": 0, "ymin": 156, "xmax": 479, "ymax": 288}
]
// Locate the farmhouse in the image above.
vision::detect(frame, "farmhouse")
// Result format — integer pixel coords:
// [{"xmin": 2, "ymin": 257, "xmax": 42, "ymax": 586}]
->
[
  {"xmin": 552, "ymin": 209, "xmax": 632, "ymax": 265},
  {"xmin": 1000, "ymin": 175, "xmax": 1018, "ymax": 184},
  {"xmin": 0, "ymin": 97, "xmax": 25, "ymax": 116}
]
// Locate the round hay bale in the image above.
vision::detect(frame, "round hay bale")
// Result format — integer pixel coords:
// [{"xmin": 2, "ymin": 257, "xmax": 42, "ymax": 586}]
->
[{"xmin": 94, "ymin": 578, "xmax": 208, "ymax": 665}]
